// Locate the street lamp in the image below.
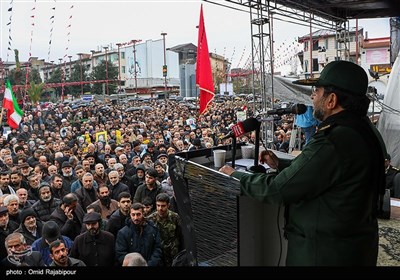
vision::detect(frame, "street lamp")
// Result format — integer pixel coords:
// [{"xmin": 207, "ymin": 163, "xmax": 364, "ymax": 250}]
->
[
  {"xmin": 161, "ymin": 32, "xmax": 167, "ymax": 98},
  {"xmin": 116, "ymin": 43, "xmax": 122, "ymax": 93},
  {"xmin": 77, "ymin": 53, "xmax": 84, "ymax": 95},
  {"xmin": 68, "ymin": 55, "xmax": 72, "ymax": 78},
  {"xmin": 90, "ymin": 50, "xmax": 95, "ymax": 71},
  {"xmin": 59, "ymin": 58, "xmax": 65, "ymax": 101},
  {"xmin": 103, "ymin": 46, "xmax": 109, "ymax": 95}
]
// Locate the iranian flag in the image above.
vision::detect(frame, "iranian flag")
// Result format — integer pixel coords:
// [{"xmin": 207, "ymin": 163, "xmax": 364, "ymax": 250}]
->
[{"xmin": 3, "ymin": 79, "xmax": 23, "ymax": 129}]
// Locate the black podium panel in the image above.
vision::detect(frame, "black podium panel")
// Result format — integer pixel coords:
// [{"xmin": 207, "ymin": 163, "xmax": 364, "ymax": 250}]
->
[{"xmin": 169, "ymin": 145, "xmax": 289, "ymax": 266}]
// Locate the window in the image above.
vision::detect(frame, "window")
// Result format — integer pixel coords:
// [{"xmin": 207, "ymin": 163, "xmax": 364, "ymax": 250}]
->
[
  {"xmin": 122, "ymin": 66, "xmax": 126, "ymax": 74},
  {"xmin": 313, "ymin": 40, "xmax": 319, "ymax": 51},
  {"xmin": 312, "ymin": 58, "xmax": 319, "ymax": 72},
  {"xmin": 121, "ymin": 52, "xmax": 125, "ymax": 59},
  {"xmin": 325, "ymin": 38, "xmax": 329, "ymax": 50}
]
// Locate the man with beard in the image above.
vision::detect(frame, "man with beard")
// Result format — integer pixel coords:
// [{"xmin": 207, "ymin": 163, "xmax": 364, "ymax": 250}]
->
[
  {"xmin": 19, "ymin": 163, "xmax": 32, "ymax": 182},
  {"xmin": 9, "ymin": 171, "xmax": 29, "ymax": 191},
  {"xmin": 88, "ymin": 184, "xmax": 118, "ymax": 220},
  {"xmin": 27, "ymin": 175, "xmax": 41, "ymax": 201},
  {"xmin": 93, "ymin": 163, "xmax": 108, "ymax": 187},
  {"xmin": 32, "ymin": 183, "xmax": 61, "ymax": 222},
  {"xmin": 115, "ymin": 202, "xmax": 162, "ymax": 266},
  {"xmin": 105, "ymin": 192, "xmax": 131, "ymax": 237},
  {"xmin": 49, "ymin": 174, "xmax": 68, "ymax": 200},
  {"xmin": 107, "ymin": 170, "xmax": 129, "ymax": 201},
  {"xmin": 114, "ymin": 163, "xmax": 136, "ymax": 197},
  {"xmin": 219, "ymin": 61, "xmax": 387, "ymax": 266},
  {"xmin": 70, "ymin": 212, "xmax": 115, "ymax": 266},
  {"xmin": 14, "ymin": 207, "xmax": 43, "ymax": 245},
  {"xmin": 60, "ymin": 161, "xmax": 77, "ymax": 193},
  {"xmin": 0, "ymin": 171, "xmax": 15, "ymax": 196},
  {"xmin": 49, "ymin": 239, "xmax": 85, "ymax": 267}
]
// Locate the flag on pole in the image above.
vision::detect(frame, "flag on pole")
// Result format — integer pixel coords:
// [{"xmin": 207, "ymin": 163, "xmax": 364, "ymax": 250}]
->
[
  {"xmin": 196, "ymin": 5, "xmax": 215, "ymax": 115},
  {"xmin": 3, "ymin": 79, "xmax": 23, "ymax": 129}
]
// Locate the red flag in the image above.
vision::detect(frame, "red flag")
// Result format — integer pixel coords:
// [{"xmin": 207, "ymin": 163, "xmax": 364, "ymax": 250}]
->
[{"xmin": 196, "ymin": 5, "xmax": 214, "ymax": 115}]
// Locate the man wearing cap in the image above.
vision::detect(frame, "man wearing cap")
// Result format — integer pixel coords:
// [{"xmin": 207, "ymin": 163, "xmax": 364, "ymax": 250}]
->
[
  {"xmin": 15, "ymin": 207, "xmax": 43, "ymax": 245},
  {"xmin": 60, "ymin": 161, "xmax": 77, "ymax": 193},
  {"xmin": 0, "ymin": 206, "xmax": 19, "ymax": 260},
  {"xmin": 70, "ymin": 212, "xmax": 115, "ymax": 266},
  {"xmin": 220, "ymin": 61, "xmax": 387, "ymax": 266}
]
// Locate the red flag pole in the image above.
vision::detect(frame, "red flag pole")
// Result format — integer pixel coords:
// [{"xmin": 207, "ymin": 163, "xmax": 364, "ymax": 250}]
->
[{"xmin": 196, "ymin": 4, "xmax": 215, "ymax": 115}]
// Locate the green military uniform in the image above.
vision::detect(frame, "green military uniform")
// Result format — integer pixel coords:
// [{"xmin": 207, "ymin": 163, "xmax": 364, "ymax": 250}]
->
[
  {"xmin": 386, "ymin": 165, "xmax": 400, "ymax": 197},
  {"xmin": 147, "ymin": 210, "xmax": 182, "ymax": 266},
  {"xmin": 232, "ymin": 111, "xmax": 386, "ymax": 266}
]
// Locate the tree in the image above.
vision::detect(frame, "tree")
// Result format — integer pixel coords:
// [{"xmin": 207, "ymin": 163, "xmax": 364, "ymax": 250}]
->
[
  {"xmin": 27, "ymin": 82, "xmax": 45, "ymax": 106},
  {"xmin": 90, "ymin": 60, "xmax": 118, "ymax": 95},
  {"xmin": 47, "ymin": 68, "xmax": 63, "ymax": 98},
  {"xmin": 69, "ymin": 63, "xmax": 90, "ymax": 97}
]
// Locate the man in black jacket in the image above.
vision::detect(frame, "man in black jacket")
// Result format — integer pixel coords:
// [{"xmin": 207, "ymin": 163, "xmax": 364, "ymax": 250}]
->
[{"xmin": 70, "ymin": 212, "xmax": 115, "ymax": 266}]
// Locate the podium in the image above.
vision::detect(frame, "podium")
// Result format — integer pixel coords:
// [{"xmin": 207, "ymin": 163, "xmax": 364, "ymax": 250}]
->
[{"xmin": 169, "ymin": 144, "xmax": 291, "ymax": 266}]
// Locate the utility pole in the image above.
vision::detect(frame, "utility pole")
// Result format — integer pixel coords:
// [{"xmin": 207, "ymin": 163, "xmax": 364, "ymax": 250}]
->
[
  {"xmin": 161, "ymin": 32, "xmax": 168, "ymax": 99},
  {"xmin": 77, "ymin": 53, "xmax": 84, "ymax": 95},
  {"xmin": 130, "ymin": 39, "xmax": 142, "ymax": 93},
  {"xmin": 103, "ymin": 46, "xmax": 109, "ymax": 95},
  {"xmin": 116, "ymin": 43, "xmax": 122, "ymax": 93},
  {"xmin": 58, "ymin": 58, "xmax": 65, "ymax": 101},
  {"xmin": 68, "ymin": 55, "xmax": 72, "ymax": 79}
]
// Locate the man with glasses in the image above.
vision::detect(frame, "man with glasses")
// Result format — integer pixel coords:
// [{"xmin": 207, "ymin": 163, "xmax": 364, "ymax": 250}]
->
[{"xmin": 219, "ymin": 61, "xmax": 386, "ymax": 266}]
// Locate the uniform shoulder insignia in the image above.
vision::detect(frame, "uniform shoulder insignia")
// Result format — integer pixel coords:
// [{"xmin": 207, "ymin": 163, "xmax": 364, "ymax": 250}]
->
[
  {"xmin": 392, "ymin": 166, "xmax": 400, "ymax": 171},
  {"xmin": 319, "ymin": 124, "xmax": 331, "ymax": 131}
]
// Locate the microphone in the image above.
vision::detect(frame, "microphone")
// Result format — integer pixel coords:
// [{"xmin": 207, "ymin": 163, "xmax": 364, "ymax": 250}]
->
[
  {"xmin": 220, "ymin": 118, "xmax": 260, "ymax": 140},
  {"xmin": 266, "ymin": 103, "xmax": 307, "ymax": 116}
]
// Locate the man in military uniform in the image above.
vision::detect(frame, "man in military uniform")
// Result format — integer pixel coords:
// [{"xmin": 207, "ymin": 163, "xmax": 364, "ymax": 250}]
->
[
  {"xmin": 385, "ymin": 153, "xmax": 400, "ymax": 198},
  {"xmin": 220, "ymin": 61, "xmax": 386, "ymax": 266},
  {"xmin": 147, "ymin": 193, "xmax": 182, "ymax": 266}
]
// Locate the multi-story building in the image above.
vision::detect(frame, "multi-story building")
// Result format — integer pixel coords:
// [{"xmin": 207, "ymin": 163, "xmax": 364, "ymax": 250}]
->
[
  {"xmin": 297, "ymin": 28, "xmax": 363, "ymax": 77},
  {"xmin": 360, "ymin": 36, "xmax": 391, "ymax": 97}
]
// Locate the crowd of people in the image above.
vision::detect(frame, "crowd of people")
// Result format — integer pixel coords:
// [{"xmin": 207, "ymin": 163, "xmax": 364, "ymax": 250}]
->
[
  {"xmin": 0, "ymin": 95, "xmax": 297, "ymax": 267},
  {"xmin": 1, "ymin": 73, "xmax": 398, "ymax": 266}
]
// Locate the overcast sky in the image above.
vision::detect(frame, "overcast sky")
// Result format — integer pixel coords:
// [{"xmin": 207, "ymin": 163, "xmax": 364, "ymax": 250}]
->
[{"xmin": 0, "ymin": 0, "xmax": 391, "ymax": 70}]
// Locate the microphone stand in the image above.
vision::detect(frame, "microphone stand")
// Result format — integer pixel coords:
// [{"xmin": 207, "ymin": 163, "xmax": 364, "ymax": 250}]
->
[
  {"xmin": 247, "ymin": 121, "xmax": 266, "ymax": 173},
  {"xmin": 231, "ymin": 136, "xmax": 236, "ymax": 169}
]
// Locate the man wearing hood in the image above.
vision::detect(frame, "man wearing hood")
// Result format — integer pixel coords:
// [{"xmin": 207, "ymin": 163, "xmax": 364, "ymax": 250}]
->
[
  {"xmin": 14, "ymin": 207, "xmax": 43, "ymax": 245},
  {"xmin": 32, "ymin": 182, "xmax": 61, "ymax": 222}
]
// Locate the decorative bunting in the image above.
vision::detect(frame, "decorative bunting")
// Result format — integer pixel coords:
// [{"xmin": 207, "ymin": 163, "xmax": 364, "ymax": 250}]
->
[
  {"xmin": 6, "ymin": 0, "xmax": 14, "ymax": 61},
  {"xmin": 47, "ymin": 0, "xmax": 57, "ymax": 62},
  {"xmin": 28, "ymin": 0, "xmax": 37, "ymax": 58}
]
